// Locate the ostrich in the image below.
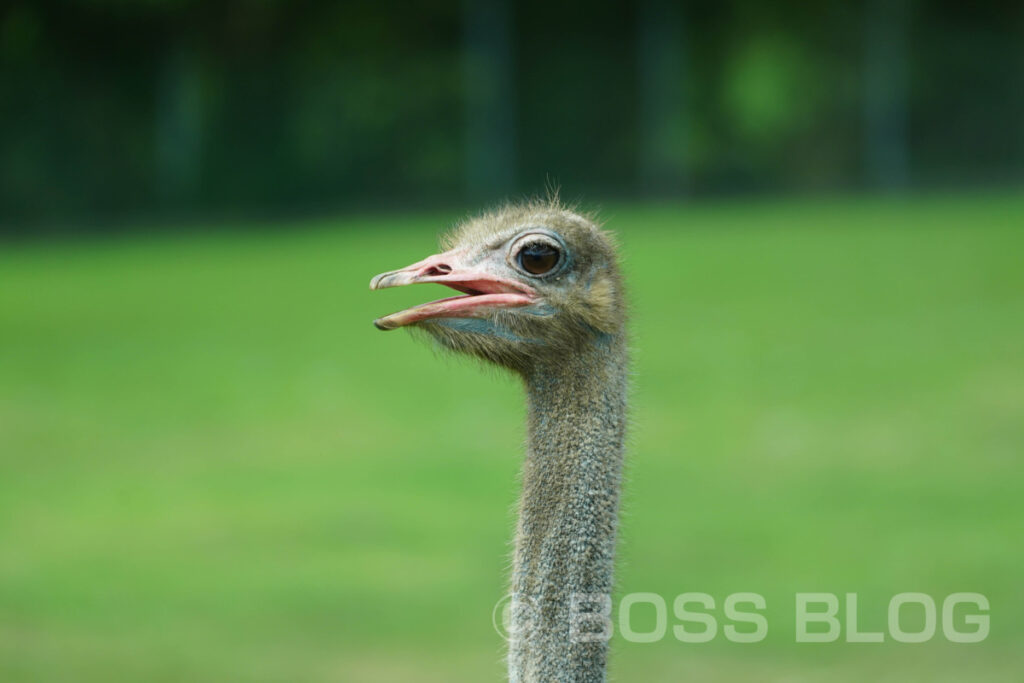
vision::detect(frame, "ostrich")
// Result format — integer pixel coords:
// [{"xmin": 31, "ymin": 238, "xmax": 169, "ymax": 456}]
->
[{"xmin": 370, "ymin": 200, "xmax": 627, "ymax": 683}]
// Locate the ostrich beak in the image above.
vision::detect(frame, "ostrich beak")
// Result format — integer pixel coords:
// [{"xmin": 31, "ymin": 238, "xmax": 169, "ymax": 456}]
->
[{"xmin": 370, "ymin": 248, "xmax": 537, "ymax": 330}]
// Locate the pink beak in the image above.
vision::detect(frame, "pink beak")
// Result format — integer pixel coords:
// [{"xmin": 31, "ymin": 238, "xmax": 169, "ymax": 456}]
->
[{"xmin": 370, "ymin": 248, "xmax": 537, "ymax": 330}]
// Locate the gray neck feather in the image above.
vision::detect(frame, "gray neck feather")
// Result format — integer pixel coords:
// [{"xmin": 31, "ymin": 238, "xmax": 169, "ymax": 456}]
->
[{"xmin": 508, "ymin": 334, "xmax": 628, "ymax": 682}]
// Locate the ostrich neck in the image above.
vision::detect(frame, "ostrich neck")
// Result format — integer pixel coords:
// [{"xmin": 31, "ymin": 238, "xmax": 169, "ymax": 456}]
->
[{"xmin": 509, "ymin": 334, "xmax": 628, "ymax": 683}]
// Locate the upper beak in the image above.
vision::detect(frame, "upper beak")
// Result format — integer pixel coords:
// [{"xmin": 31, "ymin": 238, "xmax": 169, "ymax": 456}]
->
[{"xmin": 369, "ymin": 248, "xmax": 537, "ymax": 330}]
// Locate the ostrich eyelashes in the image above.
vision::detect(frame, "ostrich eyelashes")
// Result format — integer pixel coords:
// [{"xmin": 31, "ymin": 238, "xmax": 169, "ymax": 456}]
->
[{"xmin": 513, "ymin": 237, "xmax": 562, "ymax": 276}]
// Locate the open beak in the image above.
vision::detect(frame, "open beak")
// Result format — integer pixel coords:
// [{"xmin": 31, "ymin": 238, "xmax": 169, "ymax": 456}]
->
[{"xmin": 369, "ymin": 248, "xmax": 537, "ymax": 330}]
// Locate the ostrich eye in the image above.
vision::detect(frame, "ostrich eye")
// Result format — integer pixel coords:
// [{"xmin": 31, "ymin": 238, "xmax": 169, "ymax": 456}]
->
[{"xmin": 517, "ymin": 242, "xmax": 560, "ymax": 275}]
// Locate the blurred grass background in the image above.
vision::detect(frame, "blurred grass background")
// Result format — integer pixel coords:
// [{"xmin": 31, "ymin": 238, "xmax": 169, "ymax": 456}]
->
[{"xmin": 2, "ymin": 193, "xmax": 1022, "ymax": 681}]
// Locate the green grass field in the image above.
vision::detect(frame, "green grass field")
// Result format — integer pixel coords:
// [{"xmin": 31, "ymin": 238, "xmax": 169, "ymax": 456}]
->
[{"xmin": 2, "ymin": 194, "xmax": 1023, "ymax": 681}]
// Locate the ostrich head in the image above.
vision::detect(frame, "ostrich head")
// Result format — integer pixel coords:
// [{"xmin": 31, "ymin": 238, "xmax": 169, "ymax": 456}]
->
[{"xmin": 370, "ymin": 201, "xmax": 625, "ymax": 373}]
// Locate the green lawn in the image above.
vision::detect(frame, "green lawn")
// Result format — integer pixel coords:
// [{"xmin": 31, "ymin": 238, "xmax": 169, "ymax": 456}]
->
[{"xmin": 2, "ymin": 194, "xmax": 1022, "ymax": 681}]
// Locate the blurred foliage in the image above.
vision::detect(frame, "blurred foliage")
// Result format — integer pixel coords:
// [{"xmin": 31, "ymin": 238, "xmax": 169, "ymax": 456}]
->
[{"xmin": 0, "ymin": 1, "xmax": 1023, "ymax": 229}]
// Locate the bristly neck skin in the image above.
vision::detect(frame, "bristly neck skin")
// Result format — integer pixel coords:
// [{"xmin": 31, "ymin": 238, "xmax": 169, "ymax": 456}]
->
[{"xmin": 509, "ymin": 333, "xmax": 628, "ymax": 683}]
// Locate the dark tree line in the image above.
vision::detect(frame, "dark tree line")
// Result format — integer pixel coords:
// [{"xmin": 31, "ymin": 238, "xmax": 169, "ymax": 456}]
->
[{"xmin": 1, "ymin": 0, "xmax": 1022, "ymax": 231}]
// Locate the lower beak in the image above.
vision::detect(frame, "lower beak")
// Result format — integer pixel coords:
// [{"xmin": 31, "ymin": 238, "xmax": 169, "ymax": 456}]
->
[{"xmin": 369, "ymin": 249, "xmax": 537, "ymax": 330}]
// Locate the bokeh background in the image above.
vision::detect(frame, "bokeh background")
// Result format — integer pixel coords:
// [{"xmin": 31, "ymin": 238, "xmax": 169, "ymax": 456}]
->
[{"xmin": 2, "ymin": 1, "xmax": 1023, "ymax": 681}]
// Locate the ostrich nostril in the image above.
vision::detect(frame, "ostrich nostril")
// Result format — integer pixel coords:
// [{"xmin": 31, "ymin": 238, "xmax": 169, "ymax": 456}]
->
[{"xmin": 424, "ymin": 264, "xmax": 452, "ymax": 277}]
